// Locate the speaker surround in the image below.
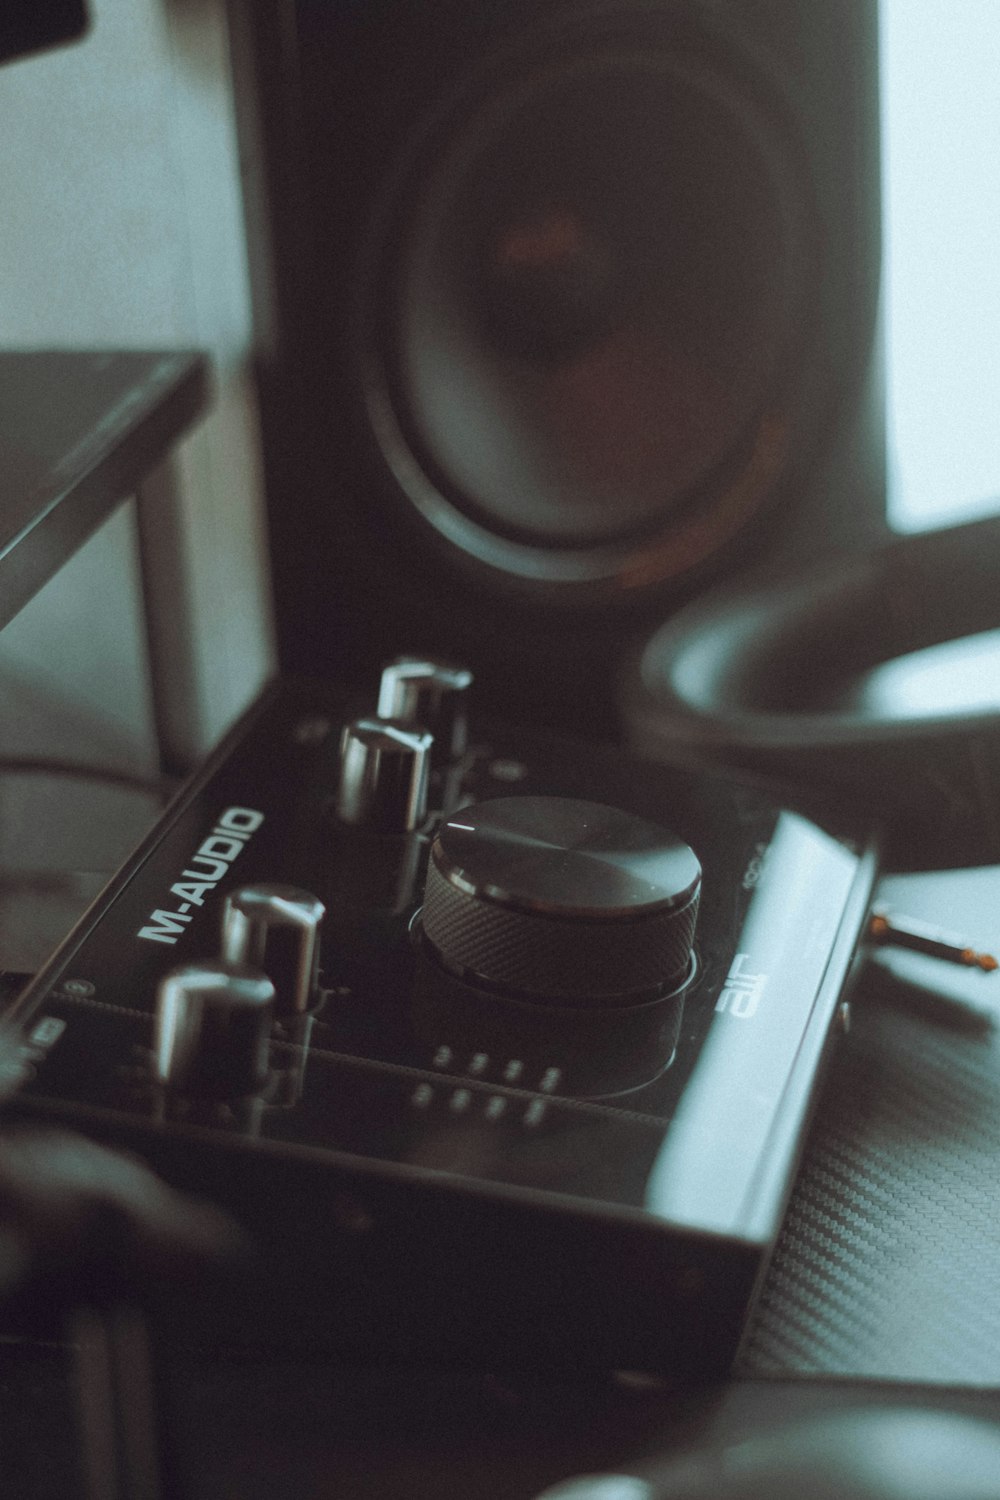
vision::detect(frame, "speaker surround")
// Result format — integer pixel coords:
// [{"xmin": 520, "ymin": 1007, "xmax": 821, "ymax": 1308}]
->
[{"xmin": 231, "ymin": 0, "xmax": 884, "ymax": 730}]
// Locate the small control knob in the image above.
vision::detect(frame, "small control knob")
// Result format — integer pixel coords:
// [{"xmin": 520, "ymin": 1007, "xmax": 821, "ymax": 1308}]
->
[
  {"xmin": 421, "ymin": 797, "xmax": 701, "ymax": 1004},
  {"xmin": 154, "ymin": 962, "xmax": 275, "ymax": 1097},
  {"xmin": 337, "ymin": 717, "xmax": 432, "ymax": 830},
  {"xmin": 377, "ymin": 657, "xmax": 473, "ymax": 761},
  {"xmin": 221, "ymin": 884, "xmax": 325, "ymax": 1016}
]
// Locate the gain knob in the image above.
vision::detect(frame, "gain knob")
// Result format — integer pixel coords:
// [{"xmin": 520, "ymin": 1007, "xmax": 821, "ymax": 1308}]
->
[
  {"xmin": 422, "ymin": 797, "xmax": 700, "ymax": 1004},
  {"xmin": 377, "ymin": 657, "xmax": 473, "ymax": 762},
  {"xmin": 221, "ymin": 884, "xmax": 325, "ymax": 1017},
  {"xmin": 154, "ymin": 962, "xmax": 275, "ymax": 1097},
  {"xmin": 337, "ymin": 718, "xmax": 433, "ymax": 831}
]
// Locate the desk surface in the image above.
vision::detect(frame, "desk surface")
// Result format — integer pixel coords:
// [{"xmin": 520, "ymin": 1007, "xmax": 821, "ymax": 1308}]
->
[{"xmin": 0, "ymin": 350, "xmax": 208, "ymax": 631}]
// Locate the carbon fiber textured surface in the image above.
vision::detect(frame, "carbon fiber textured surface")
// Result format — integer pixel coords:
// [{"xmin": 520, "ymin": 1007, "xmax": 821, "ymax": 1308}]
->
[{"xmin": 741, "ymin": 922, "xmax": 1000, "ymax": 1382}]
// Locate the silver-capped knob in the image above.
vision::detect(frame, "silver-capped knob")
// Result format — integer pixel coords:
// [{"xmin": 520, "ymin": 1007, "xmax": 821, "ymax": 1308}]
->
[
  {"xmin": 377, "ymin": 657, "xmax": 473, "ymax": 761},
  {"xmin": 422, "ymin": 797, "xmax": 701, "ymax": 1004},
  {"xmin": 221, "ymin": 884, "xmax": 325, "ymax": 1016},
  {"xmin": 337, "ymin": 717, "xmax": 432, "ymax": 831},
  {"xmin": 154, "ymin": 961, "xmax": 275, "ymax": 1096}
]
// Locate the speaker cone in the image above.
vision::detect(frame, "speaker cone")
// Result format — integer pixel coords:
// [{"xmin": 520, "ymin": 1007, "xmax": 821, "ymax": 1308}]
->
[{"xmin": 360, "ymin": 15, "xmax": 819, "ymax": 593}]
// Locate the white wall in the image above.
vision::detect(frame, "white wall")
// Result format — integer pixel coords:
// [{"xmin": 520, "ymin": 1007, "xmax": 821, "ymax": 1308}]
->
[{"xmin": 0, "ymin": 0, "xmax": 274, "ymax": 764}]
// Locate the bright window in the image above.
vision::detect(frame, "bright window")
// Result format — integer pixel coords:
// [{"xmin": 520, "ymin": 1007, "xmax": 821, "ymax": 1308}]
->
[{"xmin": 881, "ymin": 0, "xmax": 1000, "ymax": 531}]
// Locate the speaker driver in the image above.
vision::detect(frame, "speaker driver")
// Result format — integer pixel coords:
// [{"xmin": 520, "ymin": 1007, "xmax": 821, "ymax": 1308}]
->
[{"xmin": 360, "ymin": 13, "xmax": 819, "ymax": 593}]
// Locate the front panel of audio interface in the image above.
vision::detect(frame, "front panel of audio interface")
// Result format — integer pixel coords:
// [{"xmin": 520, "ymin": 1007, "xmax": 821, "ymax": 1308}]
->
[{"xmin": 3, "ymin": 665, "xmax": 876, "ymax": 1372}]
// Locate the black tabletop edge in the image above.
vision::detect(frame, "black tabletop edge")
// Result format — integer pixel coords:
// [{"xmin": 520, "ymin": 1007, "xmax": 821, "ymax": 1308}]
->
[{"xmin": 0, "ymin": 350, "xmax": 211, "ymax": 630}]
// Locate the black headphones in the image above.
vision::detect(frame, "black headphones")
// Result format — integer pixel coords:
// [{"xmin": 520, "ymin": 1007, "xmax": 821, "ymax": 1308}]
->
[{"xmin": 627, "ymin": 513, "xmax": 1000, "ymax": 869}]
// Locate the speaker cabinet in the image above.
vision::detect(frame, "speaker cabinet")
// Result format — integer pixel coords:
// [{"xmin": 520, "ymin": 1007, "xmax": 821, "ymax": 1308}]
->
[{"xmin": 230, "ymin": 0, "xmax": 885, "ymax": 734}]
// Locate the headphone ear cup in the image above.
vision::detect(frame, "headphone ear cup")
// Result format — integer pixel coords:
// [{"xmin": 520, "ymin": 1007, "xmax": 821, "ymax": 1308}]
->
[{"xmin": 626, "ymin": 514, "xmax": 1000, "ymax": 870}]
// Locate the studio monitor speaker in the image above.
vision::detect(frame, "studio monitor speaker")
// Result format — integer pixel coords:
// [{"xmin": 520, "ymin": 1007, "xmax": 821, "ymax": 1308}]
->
[{"xmin": 230, "ymin": 0, "xmax": 885, "ymax": 734}]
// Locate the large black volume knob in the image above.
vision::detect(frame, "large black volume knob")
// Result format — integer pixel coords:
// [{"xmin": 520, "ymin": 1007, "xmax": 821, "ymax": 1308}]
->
[{"xmin": 421, "ymin": 797, "xmax": 700, "ymax": 1005}]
